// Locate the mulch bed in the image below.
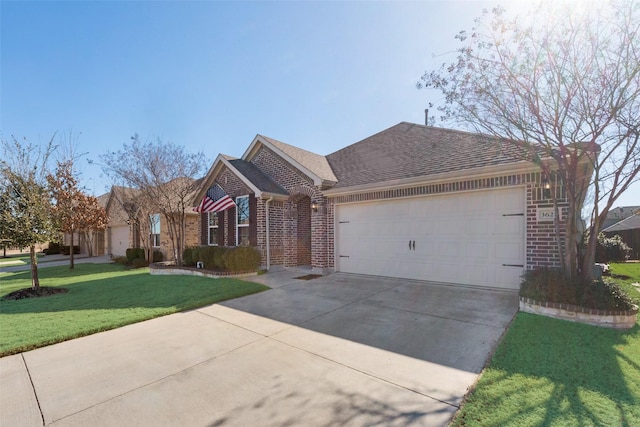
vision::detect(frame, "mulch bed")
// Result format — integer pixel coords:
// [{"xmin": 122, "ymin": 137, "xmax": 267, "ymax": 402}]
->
[{"xmin": 2, "ymin": 287, "xmax": 68, "ymax": 301}]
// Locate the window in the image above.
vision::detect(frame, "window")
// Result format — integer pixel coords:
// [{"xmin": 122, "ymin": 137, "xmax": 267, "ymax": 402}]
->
[
  {"xmin": 150, "ymin": 214, "xmax": 161, "ymax": 247},
  {"xmin": 208, "ymin": 212, "xmax": 218, "ymax": 246},
  {"xmin": 235, "ymin": 196, "xmax": 250, "ymax": 246}
]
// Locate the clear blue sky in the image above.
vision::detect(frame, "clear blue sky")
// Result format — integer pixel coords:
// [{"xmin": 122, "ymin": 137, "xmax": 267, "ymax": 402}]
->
[{"xmin": 1, "ymin": 0, "xmax": 638, "ymax": 207}]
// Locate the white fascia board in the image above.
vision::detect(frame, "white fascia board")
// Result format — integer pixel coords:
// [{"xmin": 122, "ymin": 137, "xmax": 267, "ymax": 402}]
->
[
  {"xmin": 323, "ymin": 160, "xmax": 543, "ymax": 197},
  {"xmin": 242, "ymin": 135, "xmax": 324, "ymax": 187}
]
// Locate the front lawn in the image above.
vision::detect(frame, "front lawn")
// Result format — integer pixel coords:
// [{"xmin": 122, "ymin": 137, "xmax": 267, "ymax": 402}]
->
[
  {"xmin": 0, "ymin": 253, "xmax": 40, "ymax": 267},
  {"xmin": 0, "ymin": 263, "xmax": 269, "ymax": 357},
  {"xmin": 608, "ymin": 262, "xmax": 640, "ymax": 301},
  {"xmin": 452, "ymin": 263, "xmax": 640, "ymax": 426}
]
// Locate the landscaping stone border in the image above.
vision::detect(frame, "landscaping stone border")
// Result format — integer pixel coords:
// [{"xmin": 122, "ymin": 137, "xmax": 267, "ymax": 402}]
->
[
  {"xmin": 149, "ymin": 263, "xmax": 258, "ymax": 280},
  {"xmin": 519, "ymin": 297, "xmax": 638, "ymax": 329}
]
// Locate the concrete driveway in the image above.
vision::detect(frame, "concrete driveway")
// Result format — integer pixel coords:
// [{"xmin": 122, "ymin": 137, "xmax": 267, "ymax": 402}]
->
[{"xmin": 1, "ymin": 271, "xmax": 518, "ymax": 427}]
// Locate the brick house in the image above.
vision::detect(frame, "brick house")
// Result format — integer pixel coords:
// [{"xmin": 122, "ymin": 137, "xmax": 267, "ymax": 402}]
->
[
  {"xmin": 98, "ymin": 183, "xmax": 200, "ymax": 260},
  {"xmin": 194, "ymin": 122, "xmax": 591, "ymax": 290}
]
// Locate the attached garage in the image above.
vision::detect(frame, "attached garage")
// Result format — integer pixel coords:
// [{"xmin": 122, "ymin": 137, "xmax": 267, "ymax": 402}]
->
[
  {"xmin": 335, "ymin": 187, "xmax": 525, "ymax": 290},
  {"xmin": 109, "ymin": 225, "xmax": 129, "ymax": 257}
]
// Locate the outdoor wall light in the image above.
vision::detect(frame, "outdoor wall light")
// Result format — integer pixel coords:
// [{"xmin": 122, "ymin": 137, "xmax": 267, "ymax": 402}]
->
[
  {"xmin": 311, "ymin": 202, "xmax": 319, "ymax": 213},
  {"xmin": 542, "ymin": 175, "xmax": 551, "ymax": 199}
]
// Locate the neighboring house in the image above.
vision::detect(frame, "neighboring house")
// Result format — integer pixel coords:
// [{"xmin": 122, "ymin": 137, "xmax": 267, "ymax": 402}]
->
[
  {"xmin": 61, "ymin": 192, "xmax": 109, "ymax": 256},
  {"xmin": 601, "ymin": 205, "xmax": 640, "ymax": 230},
  {"xmin": 103, "ymin": 180, "xmax": 201, "ymax": 260},
  {"xmin": 602, "ymin": 208, "xmax": 640, "ymax": 260},
  {"xmin": 194, "ymin": 122, "xmax": 590, "ymax": 290},
  {"xmin": 103, "ymin": 186, "xmax": 138, "ymax": 257}
]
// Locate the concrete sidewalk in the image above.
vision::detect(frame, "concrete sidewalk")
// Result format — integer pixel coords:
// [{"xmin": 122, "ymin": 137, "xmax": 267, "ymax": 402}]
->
[
  {"xmin": 0, "ymin": 270, "xmax": 518, "ymax": 426},
  {"xmin": 0, "ymin": 255, "xmax": 112, "ymax": 273}
]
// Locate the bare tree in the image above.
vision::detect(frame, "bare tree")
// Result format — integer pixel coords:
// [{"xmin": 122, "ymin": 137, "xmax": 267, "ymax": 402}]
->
[
  {"xmin": 0, "ymin": 136, "xmax": 57, "ymax": 288},
  {"xmin": 418, "ymin": 1, "xmax": 640, "ymax": 281},
  {"xmin": 101, "ymin": 135, "xmax": 207, "ymax": 266}
]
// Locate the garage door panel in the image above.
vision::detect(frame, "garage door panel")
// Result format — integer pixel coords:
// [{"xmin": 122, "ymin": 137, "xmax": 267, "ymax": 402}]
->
[
  {"xmin": 110, "ymin": 226, "xmax": 129, "ymax": 257},
  {"xmin": 497, "ymin": 217, "xmax": 524, "ymax": 235},
  {"xmin": 465, "ymin": 242, "xmax": 490, "ymax": 259},
  {"xmin": 336, "ymin": 187, "xmax": 524, "ymax": 289},
  {"xmin": 495, "ymin": 242, "xmax": 522, "ymax": 261}
]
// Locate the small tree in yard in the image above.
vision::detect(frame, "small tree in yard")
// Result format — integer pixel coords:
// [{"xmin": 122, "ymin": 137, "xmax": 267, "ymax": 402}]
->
[
  {"xmin": 47, "ymin": 160, "xmax": 84, "ymax": 269},
  {"xmin": 0, "ymin": 136, "xmax": 57, "ymax": 289},
  {"xmin": 101, "ymin": 135, "xmax": 207, "ymax": 266},
  {"xmin": 418, "ymin": 0, "xmax": 640, "ymax": 281},
  {"xmin": 77, "ymin": 193, "xmax": 109, "ymax": 257}
]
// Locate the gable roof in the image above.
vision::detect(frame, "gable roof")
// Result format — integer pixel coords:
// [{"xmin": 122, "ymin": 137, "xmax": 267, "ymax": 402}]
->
[
  {"xmin": 243, "ymin": 135, "xmax": 337, "ymax": 187},
  {"xmin": 603, "ymin": 214, "xmax": 640, "ymax": 232},
  {"xmin": 227, "ymin": 159, "xmax": 288, "ymax": 196},
  {"xmin": 194, "ymin": 154, "xmax": 289, "ymax": 204},
  {"xmin": 96, "ymin": 192, "xmax": 110, "ymax": 209},
  {"xmin": 325, "ymin": 122, "xmax": 534, "ymax": 190}
]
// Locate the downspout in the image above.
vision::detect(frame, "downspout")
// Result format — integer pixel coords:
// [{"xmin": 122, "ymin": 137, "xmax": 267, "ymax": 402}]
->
[{"xmin": 265, "ymin": 196, "xmax": 273, "ymax": 270}]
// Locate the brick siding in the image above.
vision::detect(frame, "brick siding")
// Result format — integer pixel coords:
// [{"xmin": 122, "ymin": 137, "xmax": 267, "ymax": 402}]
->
[{"xmin": 250, "ymin": 146, "xmax": 328, "ymax": 271}]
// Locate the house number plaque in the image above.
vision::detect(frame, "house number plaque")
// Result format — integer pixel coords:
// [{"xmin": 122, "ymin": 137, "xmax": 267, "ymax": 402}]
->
[{"xmin": 537, "ymin": 208, "xmax": 556, "ymax": 222}]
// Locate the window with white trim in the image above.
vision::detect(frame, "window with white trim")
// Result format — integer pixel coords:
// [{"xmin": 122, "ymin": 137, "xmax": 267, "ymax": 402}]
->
[
  {"xmin": 150, "ymin": 214, "xmax": 161, "ymax": 247},
  {"xmin": 235, "ymin": 195, "xmax": 250, "ymax": 246},
  {"xmin": 208, "ymin": 212, "xmax": 218, "ymax": 246}
]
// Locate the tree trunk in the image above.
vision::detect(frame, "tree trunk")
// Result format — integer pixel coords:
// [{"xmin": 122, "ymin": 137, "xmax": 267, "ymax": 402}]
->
[
  {"xmin": 581, "ymin": 228, "xmax": 599, "ymax": 282},
  {"xmin": 30, "ymin": 245, "xmax": 40, "ymax": 289},
  {"xmin": 564, "ymin": 196, "xmax": 579, "ymax": 278},
  {"xmin": 552, "ymin": 201, "xmax": 566, "ymax": 274},
  {"xmin": 70, "ymin": 229, "xmax": 75, "ymax": 269}
]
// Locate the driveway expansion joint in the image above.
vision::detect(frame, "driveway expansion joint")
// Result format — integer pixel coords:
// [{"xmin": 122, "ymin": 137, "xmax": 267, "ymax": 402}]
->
[{"xmin": 21, "ymin": 353, "xmax": 45, "ymax": 426}]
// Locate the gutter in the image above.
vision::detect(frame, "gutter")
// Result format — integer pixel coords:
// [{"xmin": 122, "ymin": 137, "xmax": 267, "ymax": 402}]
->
[
  {"xmin": 265, "ymin": 196, "xmax": 273, "ymax": 270},
  {"xmin": 322, "ymin": 160, "xmax": 545, "ymax": 197}
]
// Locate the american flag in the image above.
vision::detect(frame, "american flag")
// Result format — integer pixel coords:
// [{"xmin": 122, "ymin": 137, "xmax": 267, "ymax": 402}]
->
[{"xmin": 194, "ymin": 184, "xmax": 236, "ymax": 213}]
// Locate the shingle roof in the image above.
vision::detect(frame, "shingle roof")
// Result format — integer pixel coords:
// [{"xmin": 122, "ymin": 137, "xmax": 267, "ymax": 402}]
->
[
  {"xmin": 228, "ymin": 159, "xmax": 288, "ymax": 195},
  {"xmin": 96, "ymin": 192, "xmax": 110, "ymax": 209},
  {"xmin": 603, "ymin": 214, "xmax": 640, "ymax": 232},
  {"xmin": 258, "ymin": 135, "xmax": 338, "ymax": 183},
  {"xmin": 326, "ymin": 122, "xmax": 530, "ymax": 188}
]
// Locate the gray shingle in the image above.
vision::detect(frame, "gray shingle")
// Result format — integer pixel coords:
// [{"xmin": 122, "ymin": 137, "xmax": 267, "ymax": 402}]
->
[
  {"xmin": 326, "ymin": 122, "xmax": 530, "ymax": 188},
  {"xmin": 228, "ymin": 159, "xmax": 288, "ymax": 195},
  {"xmin": 259, "ymin": 135, "xmax": 337, "ymax": 183},
  {"xmin": 603, "ymin": 214, "xmax": 640, "ymax": 232}
]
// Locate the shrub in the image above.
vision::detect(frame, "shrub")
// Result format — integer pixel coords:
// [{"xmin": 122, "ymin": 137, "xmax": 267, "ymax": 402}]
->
[
  {"xmin": 183, "ymin": 247, "xmax": 197, "ymax": 266},
  {"xmin": 61, "ymin": 245, "xmax": 80, "ymax": 255},
  {"xmin": 113, "ymin": 256, "xmax": 129, "ymax": 265},
  {"xmin": 44, "ymin": 242, "xmax": 61, "ymax": 255},
  {"xmin": 596, "ymin": 233, "xmax": 632, "ymax": 263},
  {"xmin": 152, "ymin": 250, "xmax": 164, "ymax": 263},
  {"xmin": 520, "ymin": 267, "xmax": 637, "ymax": 311},
  {"xmin": 131, "ymin": 258, "xmax": 149, "ymax": 269},
  {"xmin": 126, "ymin": 248, "xmax": 145, "ymax": 262},
  {"xmin": 195, "ymin": 246, "xmax": 229, "ymax": 270},
  {"xmin": 222, "ymin": 246, "xmax": 261, "ymax": 272}
]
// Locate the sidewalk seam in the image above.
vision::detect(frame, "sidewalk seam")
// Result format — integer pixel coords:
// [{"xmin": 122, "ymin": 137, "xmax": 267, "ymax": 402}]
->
[{"xmin": 21, "ymin": 354, "xmax": 45, "ymax": 426}]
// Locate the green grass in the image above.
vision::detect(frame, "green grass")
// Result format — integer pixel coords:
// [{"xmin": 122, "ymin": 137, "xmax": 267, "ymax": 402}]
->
[
  {"xmin": 0, "ymin": 263, "xmax": 269, "ymax": 356},
  {"xmin": 0, "ymin": 253, "xmax": 40, "ymax": 267},
  {"xmin": 609, "ymin": 263, "xmax": 640, "ymax": 302},
  {"xmin": 452, "ymin": 263, "xmax": 640, "ymax": 426}
]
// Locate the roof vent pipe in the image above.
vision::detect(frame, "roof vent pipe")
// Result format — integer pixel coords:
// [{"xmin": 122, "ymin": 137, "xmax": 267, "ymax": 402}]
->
[{"xmin": 425, "ymin": 109, "xmax": 429, "ymax": 126}]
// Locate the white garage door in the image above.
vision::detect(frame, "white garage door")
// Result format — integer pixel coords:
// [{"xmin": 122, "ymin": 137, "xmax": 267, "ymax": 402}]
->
[
  {"xmin": 336, "ymin": 187, "xmax": 525, "ymax": 289},
  {"xmin": 110, "ymin": 226, "xmax": 129, "ymax": 257}
]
